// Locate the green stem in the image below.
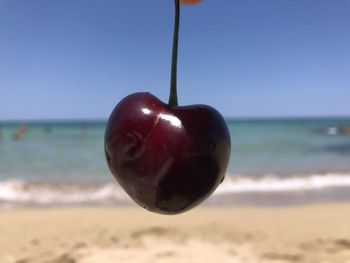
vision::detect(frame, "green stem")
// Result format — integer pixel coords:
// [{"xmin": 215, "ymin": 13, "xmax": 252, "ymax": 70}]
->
[{"xmin": 168, "ymin": 0, "xmax": 180, "ymax": 106}]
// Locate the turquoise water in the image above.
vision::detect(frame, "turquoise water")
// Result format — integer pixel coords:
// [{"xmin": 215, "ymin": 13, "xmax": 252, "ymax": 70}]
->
[
  {"xmin": 0, "ymin": 118, "xmax": 350, "ymax": 181},
  {"xmin": 0, "ymin": 122, "xmax": 109, "ymax": 181},
  {"xmin": 0, "ymin": 118, "xmax": 350, "ymax": 207},
  {"xmin": 229, "ymin": 118, "xmax": 350, "ymax": 175}
]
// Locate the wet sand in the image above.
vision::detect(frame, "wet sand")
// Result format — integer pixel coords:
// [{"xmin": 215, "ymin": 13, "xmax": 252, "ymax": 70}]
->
[{"xmin": 1, "ymin": 204, "xmax": 350, "ymax": 263}]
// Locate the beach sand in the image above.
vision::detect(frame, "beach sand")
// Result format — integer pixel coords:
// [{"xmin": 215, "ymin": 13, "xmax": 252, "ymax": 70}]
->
[{"xmin": 1, "ymin": 204, "xmax": 350, "ymax": 263}]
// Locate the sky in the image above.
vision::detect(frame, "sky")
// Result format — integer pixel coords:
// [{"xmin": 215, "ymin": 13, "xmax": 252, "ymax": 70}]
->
[{"xmin": 0, "ymin": 0, "xmax": 349, "ymax": 120}]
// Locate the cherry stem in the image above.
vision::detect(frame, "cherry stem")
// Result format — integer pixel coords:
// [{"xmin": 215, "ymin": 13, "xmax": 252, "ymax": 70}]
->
[{"xmin": 168, "ymin": 0, "xmax": 180, "ymax": 106}]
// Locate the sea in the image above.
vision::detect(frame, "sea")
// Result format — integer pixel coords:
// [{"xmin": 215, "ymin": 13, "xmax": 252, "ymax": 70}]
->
[{"xmin": 0, "ymin": 118, "xmax": 350, "ymax": 208}]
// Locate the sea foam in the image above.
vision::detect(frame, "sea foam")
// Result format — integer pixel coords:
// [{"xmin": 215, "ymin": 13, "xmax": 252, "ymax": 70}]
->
[
  {"xmin": 1, "ymin": 173, "xmax": 350, "ymax": 207},
  {"xmin": 216, "ymin": 173, "xmax": 350, "ymax": 194},
  {"xmin": 0, "ymin": 180, "xmax": 128, "ymax": 206}
]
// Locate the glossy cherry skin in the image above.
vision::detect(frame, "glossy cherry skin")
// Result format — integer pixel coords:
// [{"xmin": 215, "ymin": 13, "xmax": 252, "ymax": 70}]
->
[{"xmin": 104, "ymin": 92, "xmax": 231, "ymax": 214}]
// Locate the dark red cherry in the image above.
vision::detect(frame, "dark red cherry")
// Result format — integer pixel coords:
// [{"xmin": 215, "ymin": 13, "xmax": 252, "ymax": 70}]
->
[{"xmin": 104, "ymin": 92, "xmax": 231, "ymax": 214}]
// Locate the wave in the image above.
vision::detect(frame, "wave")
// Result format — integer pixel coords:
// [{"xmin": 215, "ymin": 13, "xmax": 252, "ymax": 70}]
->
[
  {"xmin": 217, "ymin": 173, "xmax": 350, "ymax": 194},
  {"xmin": 1, "ymin": 173, "xmax": 350, "ymax": 207},
  {"xmin": 0, "ymin": 180, "xmax": 129, "ymax": 206}
]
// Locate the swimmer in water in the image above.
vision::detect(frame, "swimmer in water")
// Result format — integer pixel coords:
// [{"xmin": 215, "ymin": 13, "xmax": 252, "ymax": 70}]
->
[
  {"xmin": 340, "ymin": 126, "xmax": 350, "ymax": 135},
  {"xmin": 12, "ymin": 123, "xmax": 28, "ymax": 141},
  {"xmin": 80, "ymin": 124, "xmax": 88, "ymax": 133},
  {"xmin": 44, "ymin": 125, "xmax": 52, "ymax": 134}
]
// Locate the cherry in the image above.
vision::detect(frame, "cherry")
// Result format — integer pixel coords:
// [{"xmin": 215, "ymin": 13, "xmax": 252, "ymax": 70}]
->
[
  {"xmin": 105, "ymin": 92, "xmax": 230, "ymax": 214},
  {"xmin": 104, "ymin": 0, "xmax": 231, "ymax": 214}
]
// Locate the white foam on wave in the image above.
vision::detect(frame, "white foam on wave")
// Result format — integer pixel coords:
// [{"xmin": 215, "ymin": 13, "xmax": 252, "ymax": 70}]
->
[
  {"xmin": 2, "ymin": 173, "xmax": 350, "ymax": 206},
  {"xmin": 215, "ymin": 173, "xmax": 350, "ymax": 194},
  {"xmin": 0, "ymin": 180, "xmax": 129, "ymax": 205}
]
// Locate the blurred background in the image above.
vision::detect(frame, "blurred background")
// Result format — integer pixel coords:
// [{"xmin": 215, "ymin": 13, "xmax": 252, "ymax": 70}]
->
[
  {"xmin": 1, "ymin": 1, "xmax": 350, "ymax": 263},
  {"xmin": 0, "ymin": 0, "xmax": 349, "ymax": 208}
]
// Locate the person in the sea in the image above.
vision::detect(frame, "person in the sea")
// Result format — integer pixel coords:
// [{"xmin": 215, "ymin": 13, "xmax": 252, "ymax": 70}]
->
[
  {"xmin": 340, "ymin": 126, "xmax": 350, "ymax": 135},
  {"xmin": 44, "ymin": 125, "xmax": 52, "ymax": 134},
  {"xmin": 12, "ymin": 123, "xmax": 28, "ymax": 141},
  {"xmin": 80, "ymin": 124, "xmax": 88, "ymax": 134}
]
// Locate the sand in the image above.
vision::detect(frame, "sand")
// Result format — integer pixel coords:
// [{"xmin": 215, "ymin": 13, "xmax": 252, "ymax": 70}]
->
[{"xmin": 1, "ymin": 204, "xmax": 350, "ymax": 263}]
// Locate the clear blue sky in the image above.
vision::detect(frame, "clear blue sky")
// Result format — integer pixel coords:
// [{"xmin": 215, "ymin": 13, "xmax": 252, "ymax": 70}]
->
[{"xmin": 0, "ymin": 0, "xmax": 349, "ymax": 120}]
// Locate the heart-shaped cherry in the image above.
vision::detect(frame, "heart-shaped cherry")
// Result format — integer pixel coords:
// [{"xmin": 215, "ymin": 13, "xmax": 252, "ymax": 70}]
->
[
  {"xmin": 104, "ymin": 0, "xmax": 231, "ymax": 214},
  {"xmin": 105, "ymin": 92, "xmax": 230, "ymax": 214}
]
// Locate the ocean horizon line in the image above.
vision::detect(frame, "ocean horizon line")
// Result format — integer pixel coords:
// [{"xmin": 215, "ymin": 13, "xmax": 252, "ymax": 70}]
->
[{"xmin": 0, "ymin": 115, "xmax": 349, "ymax": 124}]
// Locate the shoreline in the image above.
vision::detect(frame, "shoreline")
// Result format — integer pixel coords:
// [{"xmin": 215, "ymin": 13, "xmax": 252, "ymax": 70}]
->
[
  {"xmin": 2, "ymin": 173, "xmax": 350, "ymax": 208},
  {"xmin": 1, "ymin": 204, "xmax": 350, "ymax": 263}
]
